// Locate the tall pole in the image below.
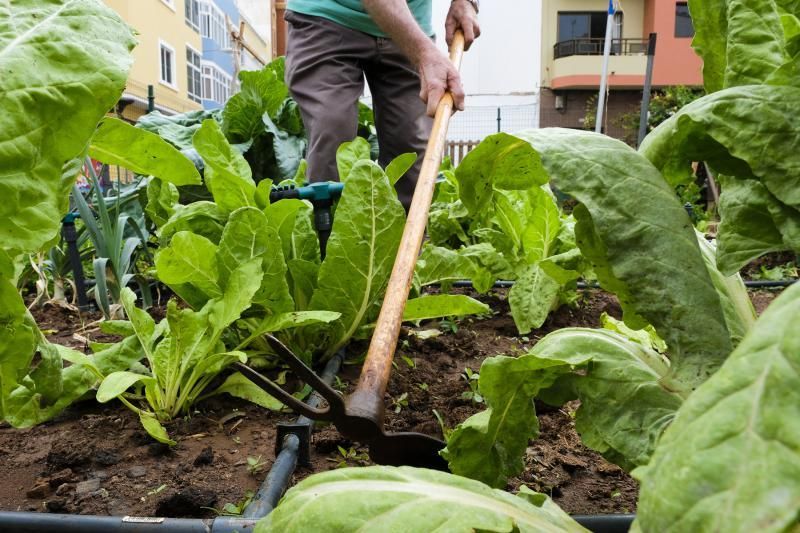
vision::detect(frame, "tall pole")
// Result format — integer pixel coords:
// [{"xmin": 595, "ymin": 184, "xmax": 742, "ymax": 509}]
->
[
  {"xmin": 637, "ymin": 33, "xmax": 658, "ymax": 147},
  {"xmin": 595, "ymin": 0, "xmax": 616, "ymax": 133}
]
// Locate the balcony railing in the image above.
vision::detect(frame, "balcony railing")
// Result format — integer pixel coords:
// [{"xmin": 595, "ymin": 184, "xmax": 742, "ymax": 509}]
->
[{"xmin": 554, "ymin": 38, "xmax": 649, "ymax": 59}]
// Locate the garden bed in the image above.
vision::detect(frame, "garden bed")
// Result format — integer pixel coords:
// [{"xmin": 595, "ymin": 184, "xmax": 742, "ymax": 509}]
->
[{"xmin": 0, "ymin": 287, "xmax": 780, "ymax": 519}]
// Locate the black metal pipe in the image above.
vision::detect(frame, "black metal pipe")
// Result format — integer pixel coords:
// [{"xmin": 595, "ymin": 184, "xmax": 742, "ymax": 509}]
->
[
  {"xmin": 62, "ymin": 219, "xmax": 92, "ymax": 311},
  {"xmin": 0, "ymin": 510, "xmax": 634, "ymax": 533},
  {"xmin": 0, "ymin": 512, "xmax": 212, "ymax": 532},
  {"xmin": 574, "ymin": 514, "xmax": 635, "ymax": 533},
  {"xmin": 240, "ymin": 351, "xmax": 344, "ymax": 518}
]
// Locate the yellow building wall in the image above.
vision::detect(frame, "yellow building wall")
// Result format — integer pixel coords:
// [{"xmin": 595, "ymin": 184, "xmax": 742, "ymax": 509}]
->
[
  {"xmin": 541, "ymin": 0, "xmax": 645, "ymax": 87},
  {"xmin": 103, "ymin": 0, "xmax": 203, "ymax": 117}
]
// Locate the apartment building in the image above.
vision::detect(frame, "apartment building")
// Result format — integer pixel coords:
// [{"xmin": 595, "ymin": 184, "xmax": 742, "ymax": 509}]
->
[
  {"xmin": 187, "ymin": 0, "xmax": 271, "ymax": 110},
  {"xmin": 539, "ymin": 0, "xmax": 703, "ymax": 139},
  {"xmin": 103, "ymin": 0, "xmax": 272, "ymax": 120}
]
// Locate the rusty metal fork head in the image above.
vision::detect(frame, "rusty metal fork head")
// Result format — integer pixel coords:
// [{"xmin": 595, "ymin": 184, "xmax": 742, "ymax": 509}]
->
[{"xmin": 235, "ymin": 335, "xmax": 448, "ymax": 471}]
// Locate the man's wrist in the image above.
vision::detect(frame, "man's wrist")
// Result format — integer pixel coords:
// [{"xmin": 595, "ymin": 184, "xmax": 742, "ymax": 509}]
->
[{"xmin": 452, "ymin": 0, "xmax": 479, "ymax": 13}]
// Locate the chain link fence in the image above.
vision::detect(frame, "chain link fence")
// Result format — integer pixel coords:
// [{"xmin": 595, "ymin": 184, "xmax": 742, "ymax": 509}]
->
[{"xmin": 446, "ymin": 103, "xmax": 539, "ymax": 164}]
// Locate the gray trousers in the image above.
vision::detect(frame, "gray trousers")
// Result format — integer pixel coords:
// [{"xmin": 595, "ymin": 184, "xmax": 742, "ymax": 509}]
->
[{"xmin": 284, "ymin": 10, "xmax": 433, "ymax": 208}]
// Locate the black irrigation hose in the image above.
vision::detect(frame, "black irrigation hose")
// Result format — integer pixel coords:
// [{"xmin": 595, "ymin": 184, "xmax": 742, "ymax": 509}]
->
[
  {"xmin": 449, "ymin": 279, "xmax": 797, "ymax": 290},
  {"xmin": 240, "ymin": 351, "xmax": 345, "ymax": 518},
  {"xmin": 573, "ymin": 514, "xmax": 635, "ymax": 533}
]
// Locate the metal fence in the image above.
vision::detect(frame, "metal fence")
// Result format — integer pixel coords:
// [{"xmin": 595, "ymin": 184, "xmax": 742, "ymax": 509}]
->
[{"xmin": 444, "ymin": 103, "xmax": 539, "ymax": 164}]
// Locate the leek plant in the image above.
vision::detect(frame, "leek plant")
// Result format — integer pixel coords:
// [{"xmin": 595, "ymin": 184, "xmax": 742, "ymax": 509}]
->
[{"xmin": 72, "ymin": 160, "xmax": 151, "ymax": 318}]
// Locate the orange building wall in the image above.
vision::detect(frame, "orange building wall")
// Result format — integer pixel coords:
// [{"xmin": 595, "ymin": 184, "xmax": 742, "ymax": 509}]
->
[{"xmin": 643, "ymin": 0, "xmax": 703, "ymax": 86}]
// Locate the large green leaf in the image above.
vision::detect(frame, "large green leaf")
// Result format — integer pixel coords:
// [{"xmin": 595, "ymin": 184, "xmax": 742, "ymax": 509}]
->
[
  {"xmin": 442, "ymin": 352, "xmax": 571, "ymax": 488},
  {"xmin": 716, "ymin": 176, "xmax": 791, "ymax": 274},
  {"xmin": 214, "ymin": 209, "xmax": 297, "ymax": 316},
  {"xmin": 158, "ymin": 201, "xmax": 226, "ymax": 244},
  {"xmin": 336, "ymin": 137, "xmax": 372, "ymax": 181},
  {"xmin": 402, "ymin": 294, "xmax": 489, "ymax": 322},
  {"xmin": 444, "ymin": 326, "xmax": 686, "ymax": 486},
  {"xmin": 256, "ymin": 466, "xmax": 587, "ymax": 533},
  {"xmin": 310, "ymin": 161, "xmax": 405, "ymax": 356},
  {"xmin": 512, "ymin": 128, "xmax": 732, "ymax": 392},
  {"xmin": 0, "ymin": 0, "xmax": 135, "ymax": 253},
  {"xmin": 640, "ymin": 86, "xmax": 800, "ymax": 272},
  {"xmin": 634, "ymin": 283, "xmax": 800, "ymax": 533},
  {"xmin": 534, "ymin": 329, "xmax": 685, "ymax": 471},
  {"xmin": 89, "ymin": 118, "xmax": 201, "ymax": 186},
  {"xmin": 0, "ymin": 280, "xmax": 37, "ymax": 420},
  {"xmin": 155, "ymin": 231, "xmax": 222, "ymax": 306},
  {"xmin": 688, "ymin": 0, "xmax": 793, "ymax": 92},
  {"xmin": 4, "ymin": 336, "xmax": 142, "ymax": 428},
  {"xmin": 193, "ymin": 120, "xmax": 256, "ymax": 214},
  {"xmin": 508, "ymin": 263, "xmax": 563, "ymax": 334},
  {"xmin": 222, "ymin": 61, "xmax": 288, "ymax": 143},
  {"xmin": 137, "ymin": 109, "xmax": 221, "ymax": 150},
  {"xmin": 456, "ymin": 133, "xmax": 547, "ymax": 215}
]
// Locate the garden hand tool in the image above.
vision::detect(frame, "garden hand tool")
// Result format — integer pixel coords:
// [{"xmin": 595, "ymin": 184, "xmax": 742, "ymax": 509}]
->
[{"xmin": 236, "ymin": 31, "xmax": 466, "ymax": 471}]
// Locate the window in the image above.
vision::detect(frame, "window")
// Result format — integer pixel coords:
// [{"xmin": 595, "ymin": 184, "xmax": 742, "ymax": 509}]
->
[
  {"xmin": 675, "ymin": 3, "xmax": 694, "ymax": 37},
  {"xmin": 201, "ymin": 61, "xmax": 232, "ymax": 105},
  {"xmin": 558, "ymin": 12, "xmax": 608, "ymax": 42},
  {"xmin": 185, "ymin": 0, "xmax": 200, "ymax": 31},
  {"xmin": 200, "ymin": 1, "xmax": 231, "ymax": 50},
  {"xmin": 186, "ymin": 46, "xmax": 202, "ymax": 103},
  {"xmin": 160, "ymin": 0, "xmax": 175, "ymax": 10},
  {"xmin": 159, "ymin": 41, "xmax": 176, "ymax": 88}
]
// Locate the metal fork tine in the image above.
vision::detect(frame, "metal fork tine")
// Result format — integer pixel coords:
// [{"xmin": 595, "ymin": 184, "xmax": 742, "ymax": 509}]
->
[
  {"xmin": 263, "ymin": 334, "xmax": 345, "ymax": 414},
  {"xmin": 233, "ymin": 362, "xmax": 334, "ymax": 420}
]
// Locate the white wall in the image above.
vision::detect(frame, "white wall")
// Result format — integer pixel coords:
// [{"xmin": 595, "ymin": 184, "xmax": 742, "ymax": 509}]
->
[
  {"xmin": 235, "ymin": 0, "xmax": 271, "ymax": 44},
  {"xmin": 363, "ymin": 0, "xmax": 544, "ymax": 140},
  {"xmin": 431, "ymin": 0, "xmax": 542, "ymax": 101}
]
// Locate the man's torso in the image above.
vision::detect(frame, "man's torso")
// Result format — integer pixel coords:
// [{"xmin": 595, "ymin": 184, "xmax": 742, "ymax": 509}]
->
[{"xmin": 286, "ymin": 0, "xmax": 433, "ymax": 37}]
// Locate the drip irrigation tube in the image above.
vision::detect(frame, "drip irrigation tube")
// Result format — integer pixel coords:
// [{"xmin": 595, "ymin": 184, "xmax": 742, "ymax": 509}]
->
[
  {"xmin": 240, "ymin": 351, "xmax": 344, "ymax": 518},
  {"xmin": 449, "ymin": 279, "xmax": 797, "ymax": 290}
]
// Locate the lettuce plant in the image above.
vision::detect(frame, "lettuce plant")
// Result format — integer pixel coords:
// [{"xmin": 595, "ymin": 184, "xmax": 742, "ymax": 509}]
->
[
  {"xmin": 256, "ymin": 466, "xmax": 588, "ymax": 533},
  {"xmin": 0, "ymin": 0, "xmax": 137, "ymax": 428},
  {"xmin": 418, "ymin": 143, "xmax": 584, "ymax": 334}
]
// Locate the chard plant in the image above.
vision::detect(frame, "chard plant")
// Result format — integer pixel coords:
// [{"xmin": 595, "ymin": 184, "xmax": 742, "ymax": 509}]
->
[
  {"xmin": 417, "ymin": 151, "xmax": 585, "ymax": 334},
  {"xmin": 0, "ymin": 0, "xmax": 140, "ymax": 428},
  {"xmin": 144, "ymin": 118, "xmax": 487, "ymax": 372}
]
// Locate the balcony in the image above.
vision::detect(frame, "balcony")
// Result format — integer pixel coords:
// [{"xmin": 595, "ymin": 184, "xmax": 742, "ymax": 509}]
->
[
  {"xmin": 554, "ymin": 38, "xmax": 649, "ymax": 59},
  {"xmin": 549, "ymin": 38, "xmax": 649, "ymax": 89}
]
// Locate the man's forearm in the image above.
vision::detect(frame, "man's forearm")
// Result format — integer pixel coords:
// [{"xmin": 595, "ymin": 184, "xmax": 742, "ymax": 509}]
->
[{"xmin": 362, "ymin": 0, "xmax": 435, "ymax": 65}]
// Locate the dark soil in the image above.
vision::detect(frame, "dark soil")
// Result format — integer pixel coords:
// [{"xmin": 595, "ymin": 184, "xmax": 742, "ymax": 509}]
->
[{"xmin": 0, "ymin": 288, "xmax": 781, "ymax": 518}]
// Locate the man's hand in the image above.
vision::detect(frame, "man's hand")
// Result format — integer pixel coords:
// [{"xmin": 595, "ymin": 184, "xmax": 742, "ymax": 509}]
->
[
  {"xmin": 446, "ymin": 0, "xmax": 481, "ymax": 51},
  {"xmin": 418, "ymin": 45, "xmax": 465, "ymax": 117},
  {"xmin": 363, "ymin": 0, "xmax": 468, "ymax": 116}
]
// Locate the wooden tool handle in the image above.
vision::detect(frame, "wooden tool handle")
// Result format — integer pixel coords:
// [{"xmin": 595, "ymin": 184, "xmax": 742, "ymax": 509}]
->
[{"xmin": 347, "ymin": 31, "xmax": 466, "ymax": 423}]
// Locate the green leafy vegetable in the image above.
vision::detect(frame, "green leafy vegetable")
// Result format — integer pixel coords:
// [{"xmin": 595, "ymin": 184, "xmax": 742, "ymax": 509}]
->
[
  {"xmin": 310, "ymin": 160, "xmax": 405, "ymax": 357},
  {"xmin": 634, "ymin": 283, "xmax": 800, "ymax": 533},
  {"xmin": 256, "ymin": 466, "xmax": 587, "ymax": 533},
  {"xmin": 89, "ymin": 117, "xmax": 201, "ymax": 186},
  {"xmin": 0, "ymin": 0, "xmax": 135, "ymax": 427},
  {"xmin": 0, "ymin": 0, "xmax": 136, "ymax": 254}
]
